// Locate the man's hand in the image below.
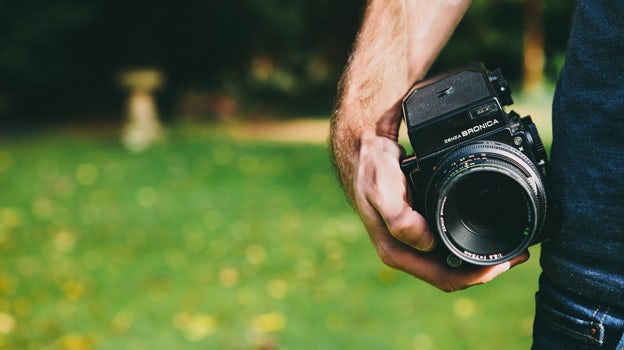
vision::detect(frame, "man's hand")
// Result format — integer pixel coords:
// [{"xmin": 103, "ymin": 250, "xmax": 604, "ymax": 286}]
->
[
  {"xmin": 330, "ymin": 0, "xmax": 528, "ymax": 292},
  {"xmin": 354, "ymin": 134, "xmax": 529, "ymax": 292}
]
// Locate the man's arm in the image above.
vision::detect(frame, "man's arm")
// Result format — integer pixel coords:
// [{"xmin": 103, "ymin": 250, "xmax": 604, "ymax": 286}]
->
[{"xmin": 330, "ymin": 0, "xmax": 528, "ymax": 292}]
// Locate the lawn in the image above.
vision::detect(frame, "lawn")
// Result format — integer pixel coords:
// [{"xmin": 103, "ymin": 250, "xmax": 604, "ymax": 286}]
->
[{"xmin": 0, "ymin": 122, "xmax": 542, "ymax": 349}]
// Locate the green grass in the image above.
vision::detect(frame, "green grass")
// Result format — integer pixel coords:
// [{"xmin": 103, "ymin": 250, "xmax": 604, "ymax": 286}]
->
[{"xmin": 0, "ymin": 124, "xmax": 541, "ymax": 349}]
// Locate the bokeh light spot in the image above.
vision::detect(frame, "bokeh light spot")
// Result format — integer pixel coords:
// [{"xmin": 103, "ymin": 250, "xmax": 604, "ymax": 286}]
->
[
  {"xmin": 53, "ymin": 230, "xmax": 77, "ymax": 253},
  {"xmin": 325, "ymin": 314, "xmax": 345, "ymax": 332},
  {"xmin": 0, "ymin": 208, "xmax": 22, "ymax": 231},
  {"xmin": 75, "ymin": 164, "xmax": 99, "ymax": 186},
  {"xmin": 219, "ymin": 267, "xmax": 239, "ymax": 288},
  {"xmin": 453, "ymin": 298, "xmax": 477, "ymax": 319},
  {"xmin": 173, "ymin": 312, "xmax": 218, "ymax": 341},
  {"xmin": 251, "ymin": 312, "xmax": 286, "ymax": 333},
  {"xmin": 246, "ymin": 244, "xmax": 266, "ymax": 266},
  {"xmin": 266, "ymin": 279, "xmax": 288, "ymax": 299},
  {"xmin": 59, "ymin": 333, "xmax": 94, "ymax": 350},
  {"xmin": 136, "ymin": 186, "xmax": 159, "ymax": 207},
  {"xmin": 413, "ymin": 333, "xmax": 434, "ymax": 350},
  {"xmin": 112, "ymin": 310, "xmax": 135, "ymax": 334},
  {"xmin": 31, "ymin": 197, "xmax": 54, "ymax": 220},
  {"xmin": 0, "ymin": 312, "xmax": 15, "ymax": 335},
  {"xmin": 62, "ymin": 280, "xmax": 87, "ymax": 301}
]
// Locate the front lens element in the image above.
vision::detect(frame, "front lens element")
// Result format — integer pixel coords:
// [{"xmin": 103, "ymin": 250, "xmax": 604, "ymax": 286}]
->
[{"xmin": 456, "ymin": 172, "xmax": 528, "ymax": 236}]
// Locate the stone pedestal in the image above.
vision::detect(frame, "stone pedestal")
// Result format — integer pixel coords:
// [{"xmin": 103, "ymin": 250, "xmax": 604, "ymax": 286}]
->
[{"xmin": 118, "ymin": 69, "xmax": 164, "ymax": 152}]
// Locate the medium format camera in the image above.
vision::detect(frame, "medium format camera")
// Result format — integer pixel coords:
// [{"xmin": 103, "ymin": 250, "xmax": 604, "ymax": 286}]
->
[{"xmin": 400, "ymin": 64, "xmax": 551, "ymax": 267}]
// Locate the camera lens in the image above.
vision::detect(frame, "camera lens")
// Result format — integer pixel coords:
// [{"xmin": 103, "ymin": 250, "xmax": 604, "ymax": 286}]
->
[
  {"xmin": 426, "ymin": 141, "xmax": 548, "ymax": 265},
  {"xmin": 442, "ymin": 171, "xmax": 533, "ymax": 257}
]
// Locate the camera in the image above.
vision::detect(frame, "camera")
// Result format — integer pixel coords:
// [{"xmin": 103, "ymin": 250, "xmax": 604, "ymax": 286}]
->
[{"xmin": 400, "ymin": 64, "xmax": 551, "ymax": 267}]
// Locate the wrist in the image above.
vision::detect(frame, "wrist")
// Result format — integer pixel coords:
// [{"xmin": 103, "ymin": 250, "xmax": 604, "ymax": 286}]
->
[{"xmin": 329, "ymin": 111, "xmax": 364, "ymax": 203}]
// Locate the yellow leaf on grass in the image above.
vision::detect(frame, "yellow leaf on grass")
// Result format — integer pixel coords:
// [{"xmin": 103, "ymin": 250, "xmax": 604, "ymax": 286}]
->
[
  {"xmin": 173, "ymin": 312, "xmax": 218, "ymax": 341},
  {"xmin": 251, "ymin": 312, "xmax": 286, "ymax": 333}
]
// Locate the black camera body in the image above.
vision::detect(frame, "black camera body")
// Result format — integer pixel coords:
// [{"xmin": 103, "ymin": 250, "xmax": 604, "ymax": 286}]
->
[{"xmin": 400, "ymin": 64, "xmax": 551, "ymax": 266}]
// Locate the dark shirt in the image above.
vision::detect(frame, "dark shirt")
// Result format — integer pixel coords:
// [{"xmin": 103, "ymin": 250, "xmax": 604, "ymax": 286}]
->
[{"xmin": 541, "ymin": 0, "xmax": 624, "ymax": 307}]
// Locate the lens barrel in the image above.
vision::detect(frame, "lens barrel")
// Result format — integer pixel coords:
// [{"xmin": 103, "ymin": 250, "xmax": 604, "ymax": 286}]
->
[{"xmin": 426, "ymin": 141, "xmax": 548, "ymax": 265}]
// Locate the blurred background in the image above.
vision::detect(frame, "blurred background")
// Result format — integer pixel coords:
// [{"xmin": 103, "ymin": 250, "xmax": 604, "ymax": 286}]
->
[
  {"xmin": 0, "ymin": 0, "xmax": 571, "ymax": 126},
  {"xmin": 0, "ymin": 1, "xmax": 573, "ymax": 349}
]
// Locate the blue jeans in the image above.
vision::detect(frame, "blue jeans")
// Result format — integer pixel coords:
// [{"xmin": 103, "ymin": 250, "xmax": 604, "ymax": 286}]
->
[{"xmin": 532, "ymin": 275, "xmax": 624, "ymax": 349}]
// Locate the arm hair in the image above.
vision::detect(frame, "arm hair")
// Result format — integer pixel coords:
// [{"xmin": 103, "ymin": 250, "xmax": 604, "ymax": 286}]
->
[{"xmin": 330, "ymin": 0, "xmax": 472, "ymax": 204}]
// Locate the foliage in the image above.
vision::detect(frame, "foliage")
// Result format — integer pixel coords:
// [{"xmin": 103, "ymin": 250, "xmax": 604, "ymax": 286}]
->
[
  {"xmin": 434, "ymin": 0, "xmax": 573, "ymax": 84},
  {"xmin": 0, "ymin": 1, "xmax": 572, "ymax": 122},
  {"xmin": 0, "ymin": 125, "xmax": 543, "ymax": 349}
]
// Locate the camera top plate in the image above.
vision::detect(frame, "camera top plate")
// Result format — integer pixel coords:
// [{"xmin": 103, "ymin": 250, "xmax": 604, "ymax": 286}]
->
[
  {"xmin": 403, "ymin": 67, "xmax": 493, "ymax": 128},
  {"xmin": 401, "ymin": 65, "xmax": 512, "ymax": 159}
]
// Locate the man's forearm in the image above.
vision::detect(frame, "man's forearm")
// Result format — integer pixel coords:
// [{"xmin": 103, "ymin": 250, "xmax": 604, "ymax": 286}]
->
[
  {"xmin": 328, "ymin": 0, "xmax": 527, "ymax": 291},
  {"xmin": 330, "ymin": 0, "xmax": 471, "ymax": 201}
]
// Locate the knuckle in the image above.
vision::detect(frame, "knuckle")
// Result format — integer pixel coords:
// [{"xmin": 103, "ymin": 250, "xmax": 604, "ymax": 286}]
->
[
  {"xmin": 387, "ymin": 210, "xmax": 428, "ymax": 247},
  {"xmin": 386, "ymin": 209, "xmax": 414, "ymax": 236},
  {"xmin": 388, "ymin": 219, "xmax": 413, "ymax": 242},
  {"xmin": 376, "ymin": 242, "xmax": 399, "ymax": 269},
  {"xmin": 439, "ymin": 282, "xmax": 463, "ymax": 293},
  {"xmin": 377, "ymin": 250, "xmax": 396, "ymax": 268},
  {"xmin": 439, "ymin": 285, "xmax": 456, "ymax": 293}
]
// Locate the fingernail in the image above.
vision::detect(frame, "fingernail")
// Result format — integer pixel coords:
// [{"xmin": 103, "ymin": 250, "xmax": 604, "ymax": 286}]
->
[{"xmin": 416, "ymin": 230, "xmax": 436, "ymax": 252}]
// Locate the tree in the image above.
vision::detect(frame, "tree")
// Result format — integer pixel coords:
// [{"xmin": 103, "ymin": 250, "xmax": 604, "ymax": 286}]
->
[{"xmin": 523, "ymin": 0, "xmax": 544, "ymax": 91}]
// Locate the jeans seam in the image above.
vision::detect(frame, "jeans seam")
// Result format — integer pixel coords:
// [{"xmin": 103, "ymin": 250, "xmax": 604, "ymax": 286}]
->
[
  {"xmin": 590, "ymin": 304, "xmax": 608, "ymax": 344},
  {"xmin": 600, "ymin": 307, "xmax": 610, "ymax": 323},
  {"xmin": 539, "ymin": 308, "xmax": 602, "ymax": 344},
  {"xmin": 592, "ymin": 305, "xmax": 600, "ymax": 320}
]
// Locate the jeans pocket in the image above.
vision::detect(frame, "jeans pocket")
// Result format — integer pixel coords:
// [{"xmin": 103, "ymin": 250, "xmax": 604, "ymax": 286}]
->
[{"xmin": 533, "ymin": 293, "xmax": 605, "ymax": 349}]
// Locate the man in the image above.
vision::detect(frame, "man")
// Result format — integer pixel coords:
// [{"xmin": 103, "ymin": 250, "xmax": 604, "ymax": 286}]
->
[{"xmin": 330, "ymin": 0, "xmax": 624, "ymax": 348}]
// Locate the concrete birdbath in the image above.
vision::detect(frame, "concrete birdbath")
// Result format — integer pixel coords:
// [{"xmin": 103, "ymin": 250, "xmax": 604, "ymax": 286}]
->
[{"xmin": 118, "ymin": 68, "xmax": 165, "ymax": 152}]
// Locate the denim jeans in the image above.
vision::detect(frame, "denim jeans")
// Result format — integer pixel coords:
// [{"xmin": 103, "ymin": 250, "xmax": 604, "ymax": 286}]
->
[
  {"xmin": 542, "ymin": 0, "xmax": 624, "ymax": 308},
  {"xmin": 532, "ymin": 275, "xmax": 624, "ymax": 349}
]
